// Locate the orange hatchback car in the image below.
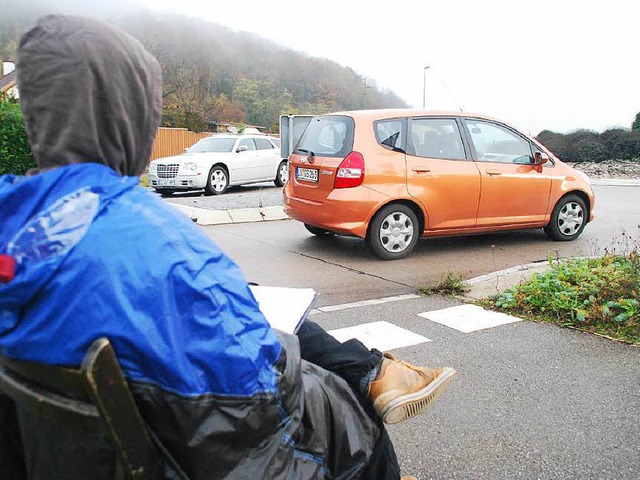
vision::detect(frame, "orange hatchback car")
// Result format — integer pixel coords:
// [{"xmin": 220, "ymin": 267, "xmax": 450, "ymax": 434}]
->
[{"xmin": 283, "ymin": 110, "xmax": 595, "ymax": 260}]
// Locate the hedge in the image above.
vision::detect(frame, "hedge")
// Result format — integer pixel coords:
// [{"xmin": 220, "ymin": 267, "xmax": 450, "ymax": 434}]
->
[{"xmin": 0, "ymin": 99, "xmax": 35, "ymax": 175}]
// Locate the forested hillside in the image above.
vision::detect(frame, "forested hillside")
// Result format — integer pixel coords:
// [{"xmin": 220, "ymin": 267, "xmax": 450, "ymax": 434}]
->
[
  {"xmin": 0, "ymin": 0, "xmax": 408, "ymax": 132},
  {"xmin": 2, "ymin": 0, "xmax": 639, "ymax": 162}
]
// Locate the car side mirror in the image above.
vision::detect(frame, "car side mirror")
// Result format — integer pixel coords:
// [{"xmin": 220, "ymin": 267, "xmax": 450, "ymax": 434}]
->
[
  {"xmin": 534, "ymin": 152, "xmax": 550, "ymax": 166},
  {"xmin": 237, "ymin": 145, "xmax": 249, "ymax": 153}
]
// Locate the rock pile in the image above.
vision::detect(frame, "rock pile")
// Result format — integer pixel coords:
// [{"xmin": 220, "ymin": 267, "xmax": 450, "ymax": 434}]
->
[{"xmin": 566, "ymin": 161, "xmax": 640, "ymax": 179}]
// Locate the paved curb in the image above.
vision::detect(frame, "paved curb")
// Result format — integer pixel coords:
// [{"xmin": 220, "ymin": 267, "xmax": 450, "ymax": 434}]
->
[
  {"xmin": 591, "ymin": 178, "xmax": 640, "ymax": 187},
  {"xmin": 170, "ymin": 203, "xmax": 289, "ymax": 226},
  {"xmin": 461, "ymin": 261, "xmax": 551, "ymax": 301}
]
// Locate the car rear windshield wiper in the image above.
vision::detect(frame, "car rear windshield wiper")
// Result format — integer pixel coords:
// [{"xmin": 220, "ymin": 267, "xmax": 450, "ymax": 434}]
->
[{"xmin": 296, "ymin": 148, "xmax": 315, "ymax": 160}]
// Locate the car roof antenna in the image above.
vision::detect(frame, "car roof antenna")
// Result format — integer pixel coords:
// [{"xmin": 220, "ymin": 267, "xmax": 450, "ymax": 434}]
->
[{"xmin": 433, "ymin": 67, "xmax": 464, "ymax": 112}]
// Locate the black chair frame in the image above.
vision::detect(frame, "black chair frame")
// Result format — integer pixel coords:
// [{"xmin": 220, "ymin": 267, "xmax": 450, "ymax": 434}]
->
[{"xmin": 0, "ymin": 338, "xmax": 163, "ymax": 479}]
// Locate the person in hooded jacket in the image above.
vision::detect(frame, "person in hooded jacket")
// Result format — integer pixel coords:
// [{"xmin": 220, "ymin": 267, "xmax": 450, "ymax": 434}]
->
[{"xmin": 0, "ymin": 15, "xmax": 456, "ymax": 480}]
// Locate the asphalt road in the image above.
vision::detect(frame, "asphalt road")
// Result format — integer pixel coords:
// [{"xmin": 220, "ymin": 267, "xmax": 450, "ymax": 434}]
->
[
  {"xmin": 179, "ymin": 184, "xmax": 640, "ymax": 479},
  {"xmin": 308, "ymin": 297, "xmax": 639, "ymax": 479},
  {"xmin": 196, "ymin": 184, "xmax": 640, "ymax": 307}
]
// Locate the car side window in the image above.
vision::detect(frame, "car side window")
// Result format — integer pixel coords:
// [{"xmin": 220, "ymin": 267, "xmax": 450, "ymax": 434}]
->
[
  {"xmin": 407, "ymin": 118, "xmax": 466, "ymax": 160},
  {"xmin": 374, "ymin": 119, "xmax": 405, "ymax": 152},
  {"xmin": 238, "ymin": 138, "xmax": 256, "ymax": 151},
  {"xmin": 465, "ymin": 120, "xmax": 532, "ymax": 164},
  {"xmin": 254, "ymin": 138, "xmax": 274, "ymax": 150}
]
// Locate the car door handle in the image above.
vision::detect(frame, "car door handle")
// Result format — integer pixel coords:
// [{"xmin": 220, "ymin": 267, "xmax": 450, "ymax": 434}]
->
[
  {"xmin": 485, "ymin": 169, "xmax": 502, "ymax": 176},
  {"xmin": 412, "ymin": 168, "xmax": 431, "ymax": 173}
]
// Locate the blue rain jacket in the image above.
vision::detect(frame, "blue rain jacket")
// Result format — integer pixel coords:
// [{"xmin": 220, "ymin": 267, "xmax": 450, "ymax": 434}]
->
[
  {"xmin": 0, "ymin": 163, "xmax": 282, "ymax": 397},
  {"xmin": 0, "ymin": 163, "xmax": 380, "ymax": 479}
]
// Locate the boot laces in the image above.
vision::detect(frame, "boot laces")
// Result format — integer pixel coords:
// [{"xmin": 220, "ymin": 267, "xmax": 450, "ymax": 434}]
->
[{"xmin": 384, "ymin": 352, "xmax": 433, "ymax": 379}]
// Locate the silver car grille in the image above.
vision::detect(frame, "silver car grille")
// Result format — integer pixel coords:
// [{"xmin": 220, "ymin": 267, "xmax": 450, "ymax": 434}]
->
[{"xmin": 157, "ymin": 164, "xmax": 179, "ymax": 179}]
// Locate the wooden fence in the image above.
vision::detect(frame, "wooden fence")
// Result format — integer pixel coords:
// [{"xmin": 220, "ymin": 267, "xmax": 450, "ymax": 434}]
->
[{"xmin": 149, "ymin": 127, "xmax": 213, "ymax": 161}]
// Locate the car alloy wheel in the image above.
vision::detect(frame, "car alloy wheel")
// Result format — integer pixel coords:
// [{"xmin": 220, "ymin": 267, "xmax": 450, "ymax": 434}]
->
[
  {"xmin": 206, "ymin": 166, "xmax": 229, "ymax": 195},
  {"xmin": 367, "ymin": 204, "xmax": 419, "ymax": 260},
  {"xmin": 274, "ymin": 161, "xmax": 288, "ymax": 187},
  {"xmin": 544, "ymin": 194, "xmax": 587, "ymax": 241},
  {"xmin": 380, "ymin": 212, "xmax": 414, "ymax": 251},
  {"xmin": 557, "ymin": 202, "xmax": 584, "ymax": 235}
]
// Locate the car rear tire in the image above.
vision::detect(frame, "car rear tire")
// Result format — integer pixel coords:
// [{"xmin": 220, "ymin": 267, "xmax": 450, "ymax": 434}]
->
[
  {"xmin": 544, "ymin": 194, "xmax": 587, "ymax": 241},
  {"xmin": 304, "ymin": 224, "xmax": 336, "ymax": 236},
  {"xmin": 205, "ymin": 165, "xmax": 229, "ymax": 195},
  {"xmin": 274, "ymin": 161, "xmax": 288, "ymax": 187},
  {"xmin": 155, "ymin": 189, "xmax": 175, "ymax": 197},
  {"xmin": 366, "ymin": 204, "xmax": 419, "ymax": 260}
]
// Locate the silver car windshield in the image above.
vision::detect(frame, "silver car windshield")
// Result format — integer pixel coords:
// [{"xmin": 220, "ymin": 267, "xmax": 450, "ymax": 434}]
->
[{"xmin": 187, "ymin": 137, "xmax": 236, "ymax": 153}]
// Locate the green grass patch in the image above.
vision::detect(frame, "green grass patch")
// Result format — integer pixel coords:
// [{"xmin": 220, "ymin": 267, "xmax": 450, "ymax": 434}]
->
[
  {"xmin": 417, "ymin": 272, "xmax": 470, "ymax": 297},
  {"xmin": 485, "ymin": 252, "xmax": 640, "ymax": 345}
]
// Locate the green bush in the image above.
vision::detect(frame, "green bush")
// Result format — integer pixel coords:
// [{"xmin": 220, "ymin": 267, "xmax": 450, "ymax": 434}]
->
[
  {"xmin": 491, "ymin": 252, "xmax": 639, "ymax": 344},
  {"xmin": 0, "ymin": 99, "xmax": 35, "ymax": 175}
]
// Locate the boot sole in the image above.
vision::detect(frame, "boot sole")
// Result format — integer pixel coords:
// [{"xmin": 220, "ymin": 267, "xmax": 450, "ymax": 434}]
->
[{"xmin": 380, "ymin": 367, "xmax": 457, "ymax": 424}]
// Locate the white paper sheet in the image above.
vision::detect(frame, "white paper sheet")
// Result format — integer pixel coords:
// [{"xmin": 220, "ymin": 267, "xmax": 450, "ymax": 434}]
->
[{"xmin": 249, "ymin": 285, "xmax": 317, "ymax": 334}]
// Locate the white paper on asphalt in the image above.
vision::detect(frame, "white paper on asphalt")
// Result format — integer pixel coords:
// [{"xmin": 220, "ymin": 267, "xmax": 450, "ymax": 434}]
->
[
  {"xmin": 328, "ymin": 321, "xmax": 431, "ymax": 351},
  {"xmin": 418, "ymin": 304, "xmax": 521, "ymax": 333}
]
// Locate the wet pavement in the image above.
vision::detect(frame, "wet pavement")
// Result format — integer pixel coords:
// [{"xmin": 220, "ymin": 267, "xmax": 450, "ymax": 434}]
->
[{"xmin": 163, "ymin": 182, "xmax": 283, "ymax": 211}]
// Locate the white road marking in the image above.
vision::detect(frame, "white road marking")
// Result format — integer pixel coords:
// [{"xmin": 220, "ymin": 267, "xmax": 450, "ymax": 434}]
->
[
  {"xmin": 308, "ymin": 294, "xmax": 421, "ymax": 315},
  {"xmin": 418, "ymin": 304, "xmax": 521, "ymax": 333},
  {"xmin": 327, "ymin": 321, "xmax": 431, "ymax": 351}
]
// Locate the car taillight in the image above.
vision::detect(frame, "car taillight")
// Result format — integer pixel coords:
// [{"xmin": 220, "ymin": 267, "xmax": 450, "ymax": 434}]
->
[{"xmin": 334, "ymin": 151, "xmax": 365, "ymax": 189}]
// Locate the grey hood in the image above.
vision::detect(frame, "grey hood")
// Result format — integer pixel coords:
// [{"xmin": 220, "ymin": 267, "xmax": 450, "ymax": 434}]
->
[{"xmin": 16, "ymin": 15, "xmax": 162, "ymax": 176}]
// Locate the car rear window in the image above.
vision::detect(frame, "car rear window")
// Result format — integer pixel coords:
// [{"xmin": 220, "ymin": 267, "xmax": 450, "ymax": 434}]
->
[{"xmin": 295, "ymin": 115, "xmax": 354, "ymax": 158}]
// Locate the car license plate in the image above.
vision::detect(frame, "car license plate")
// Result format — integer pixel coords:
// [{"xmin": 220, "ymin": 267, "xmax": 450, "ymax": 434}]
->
[
  {"xmin": 158, "ymin": 179, "xmax": 175, "ymax": 186},
  {"xmin": 296, "ymin": 167, "xmax": 318, "ymax": 183}
]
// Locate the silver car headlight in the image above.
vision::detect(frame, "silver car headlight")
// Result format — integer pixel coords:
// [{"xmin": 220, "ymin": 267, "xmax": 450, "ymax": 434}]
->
[
  {"xmin": 183, "ymin": 161, "xmax": 198, "ymax": 172},
  {"xmin": 148, "ymin": 163, "xmax": 157, "ymax": 173}
]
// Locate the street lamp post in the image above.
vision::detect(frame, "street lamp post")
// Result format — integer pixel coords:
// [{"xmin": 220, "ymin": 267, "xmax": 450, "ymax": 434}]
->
[
  {"xmin": 362, "ymin": 77, "xmax": 372, "ymax": 109},
  {"xmin": 422, "ymin": 66, "xmax": 430, "ymax": 109}
]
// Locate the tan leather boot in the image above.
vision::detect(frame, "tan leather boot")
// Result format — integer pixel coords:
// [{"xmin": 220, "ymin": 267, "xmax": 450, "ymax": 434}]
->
[
  {"xmin": 368, "ymin": 353, "xmax": 456, "ymax": 424},
  {"xmin": 401, "ymin": 476, "xmax": 418, "ymax": 480}
]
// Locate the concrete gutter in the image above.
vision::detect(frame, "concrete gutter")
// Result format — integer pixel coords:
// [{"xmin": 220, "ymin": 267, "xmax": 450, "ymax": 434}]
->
[
  {"xmin": 170, "ymin": 203, "xmax": 289, "ymax": 225},
  {"xmin": 591, "ymin": 178, "xmax": 640, "ymax": 187}
]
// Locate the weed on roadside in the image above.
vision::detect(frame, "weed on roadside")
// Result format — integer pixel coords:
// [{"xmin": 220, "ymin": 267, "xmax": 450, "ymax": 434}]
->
[
  {"xmin": 487, "ymin": 251, "xmax": 640, "ymax": 345},
  {"xmin": 417, "ymin": 272, "xmax": 470, "ymax": 297}
]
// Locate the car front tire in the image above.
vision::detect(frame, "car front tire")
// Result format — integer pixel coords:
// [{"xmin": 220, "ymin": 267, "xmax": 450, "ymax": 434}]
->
[
  {"xmin": 366, "ymin": 204, "xmax": 419, "ymax": 260},
  {"xmin": 544, "ymin": 194, "xmax": 587, "ymax": 241},
  {"xmin": 205, "ymin": 165, "xmax": 229, "ymax": 195},
  {"xmin": 274, "ymin": 161, "xmax": 288, "ymax": 187}
]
